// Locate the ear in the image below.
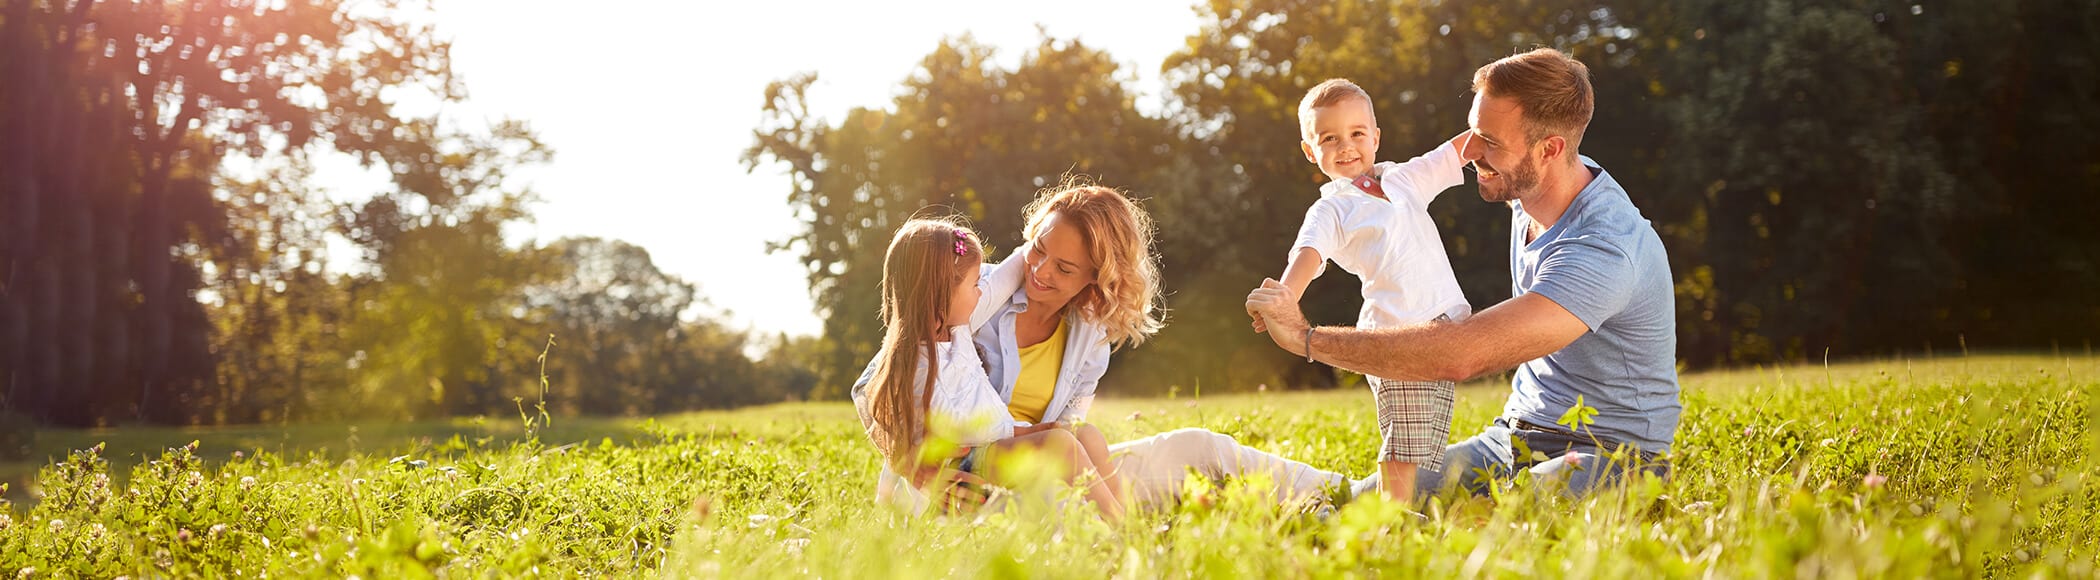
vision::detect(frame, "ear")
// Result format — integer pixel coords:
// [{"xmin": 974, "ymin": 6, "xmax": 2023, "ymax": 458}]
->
[
  {"xmin": 1540, "ymin": 135, "xmax": 1567, "ymax": 164},
  {"xmin": 1369, "ymin": 126, "xmax": 1381, "ymax": 150},
  {"xmin": 1302, "ymin": 139, "xmax": 1320, "ymax": 165}
]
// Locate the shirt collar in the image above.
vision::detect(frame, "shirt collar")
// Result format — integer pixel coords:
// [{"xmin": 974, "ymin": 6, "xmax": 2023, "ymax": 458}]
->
[
  {"xmin": 1568, "ymin": 156, "xmax": 1618, "ymax": 214},
  {"xmin": 1006, "ymin": 284, "xmax": 1030, "ymax": 310},
  {"xmin": 1317, "ymin": 162, "xmax": 1389, "ymax": 198}
]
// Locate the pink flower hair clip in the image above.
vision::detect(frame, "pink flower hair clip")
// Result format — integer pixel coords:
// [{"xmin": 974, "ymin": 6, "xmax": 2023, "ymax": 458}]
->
[{"xmin": 952, "ymin": 229, "xmax": 971, "ymax": 256}]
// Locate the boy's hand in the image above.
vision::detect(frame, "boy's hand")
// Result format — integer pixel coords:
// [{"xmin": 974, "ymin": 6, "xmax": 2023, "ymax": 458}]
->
[{"xmin": 1251, "ymin": 312, "xmax": 1269, "ymax": 333}]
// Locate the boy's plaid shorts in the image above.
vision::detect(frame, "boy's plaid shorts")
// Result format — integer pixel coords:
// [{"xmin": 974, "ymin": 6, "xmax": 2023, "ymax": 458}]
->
[{"xmin": 1372, "ymin": 377, "xmax": 1456, "ymax": 470}]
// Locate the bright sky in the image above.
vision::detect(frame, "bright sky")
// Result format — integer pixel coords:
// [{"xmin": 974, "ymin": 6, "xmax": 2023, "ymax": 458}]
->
[{"xmin": 378, "ymin": 1, "xmax": 1205, "ymax": 337}]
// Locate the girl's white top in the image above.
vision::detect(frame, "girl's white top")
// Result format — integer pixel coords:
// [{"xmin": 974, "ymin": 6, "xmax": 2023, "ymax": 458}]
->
[{"xmin": 849, "ymin": 327, "xmax": 1017, "ymax": 455}]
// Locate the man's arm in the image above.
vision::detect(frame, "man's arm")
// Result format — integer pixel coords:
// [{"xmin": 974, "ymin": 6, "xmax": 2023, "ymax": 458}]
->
[{"xmin": 1246, "ymin": 278, "xmax": 1588, "ymax": 381}]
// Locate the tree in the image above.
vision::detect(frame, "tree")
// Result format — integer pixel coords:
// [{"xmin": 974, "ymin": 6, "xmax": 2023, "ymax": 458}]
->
[
  {"xmin": 747, "ymin": 34, "xmax": 1174, "ymax": 397},
  {"xmin": 1, "ymin": 0, "xmax": 462, "ymax": 425}
]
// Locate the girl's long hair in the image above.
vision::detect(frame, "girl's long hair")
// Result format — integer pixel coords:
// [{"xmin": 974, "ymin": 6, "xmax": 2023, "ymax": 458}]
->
[{"xmin": 866, "ymin": 216, "xmax": 985, "ymax": 469}]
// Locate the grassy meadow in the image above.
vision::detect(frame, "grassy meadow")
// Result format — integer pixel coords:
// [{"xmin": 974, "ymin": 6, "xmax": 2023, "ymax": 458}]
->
[{"xmin": 0, "ymin": 354, "xmax": 2094, "ymax": 577}]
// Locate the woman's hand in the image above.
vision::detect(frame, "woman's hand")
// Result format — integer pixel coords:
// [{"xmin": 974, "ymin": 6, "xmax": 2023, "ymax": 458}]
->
[{"xmin": 935, "ymin": 470, "xmax": 993, "ymax": 514}]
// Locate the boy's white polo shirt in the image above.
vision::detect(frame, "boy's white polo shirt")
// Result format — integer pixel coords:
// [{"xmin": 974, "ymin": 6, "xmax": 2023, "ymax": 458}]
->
[{"xmin": 1291, "ymin": 141, "xmax": 1472, "ymax": 330}]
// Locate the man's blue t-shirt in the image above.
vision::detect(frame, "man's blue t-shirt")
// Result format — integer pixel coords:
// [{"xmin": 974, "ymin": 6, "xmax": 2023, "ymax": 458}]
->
[{"xmin": 1504, "ymin": 157, "xmax": 1680, "ymax": 454}]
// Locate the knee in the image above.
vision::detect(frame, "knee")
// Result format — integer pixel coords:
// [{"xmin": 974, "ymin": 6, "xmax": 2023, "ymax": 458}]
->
[
  {"xmin": 1073, "ymin": 422, "xmax": 1106, "ymax": 443},
  {"xmin": 1035, "ymin": 429, "xmax": 1086, "ymax": 460}
]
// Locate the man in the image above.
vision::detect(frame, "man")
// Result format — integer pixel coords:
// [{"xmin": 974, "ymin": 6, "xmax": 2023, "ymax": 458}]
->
[{"xmin": 1245, "ymin": 48, "xmax": 1680, "ymax": 500}]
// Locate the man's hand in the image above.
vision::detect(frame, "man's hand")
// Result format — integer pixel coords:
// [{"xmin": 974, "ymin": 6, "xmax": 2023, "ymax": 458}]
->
[{"xmin": 1246, "ymin": 278, "xmax": 1311, "ymax": 356}]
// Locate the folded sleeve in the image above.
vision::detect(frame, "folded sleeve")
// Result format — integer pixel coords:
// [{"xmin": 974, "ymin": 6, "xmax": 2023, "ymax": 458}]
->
[{"xmin": 1382, "ymin": 141, "xmax": 1466, "ymax": 207}]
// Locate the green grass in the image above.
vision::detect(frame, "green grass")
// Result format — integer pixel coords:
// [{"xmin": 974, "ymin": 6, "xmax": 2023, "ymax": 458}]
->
[{"xmin": 1, "ymin": 354, "xmax": 2094, "ymax": 577}]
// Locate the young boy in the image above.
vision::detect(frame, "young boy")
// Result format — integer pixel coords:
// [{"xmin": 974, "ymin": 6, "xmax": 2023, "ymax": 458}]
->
[{"xmin": 1256, "ymin": 78, "xmax": 1471, "ymax": 501}]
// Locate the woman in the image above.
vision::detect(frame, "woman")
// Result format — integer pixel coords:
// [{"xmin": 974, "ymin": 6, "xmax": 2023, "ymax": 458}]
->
[{"xmin": 856, "ymin": 183, "xmax": 1346, "ymax": 513}]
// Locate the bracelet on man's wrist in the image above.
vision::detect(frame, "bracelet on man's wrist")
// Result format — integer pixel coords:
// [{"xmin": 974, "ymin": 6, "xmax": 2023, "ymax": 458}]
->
[{"xmin": 1304, "ymin": 326, "xmax": 1316, "ymax": 363}]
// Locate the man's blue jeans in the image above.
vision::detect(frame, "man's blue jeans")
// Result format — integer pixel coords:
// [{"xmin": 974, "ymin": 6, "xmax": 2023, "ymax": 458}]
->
[{"xmin": 1406, "ymin": 418, "xmax": 1669, "ymax": 499}]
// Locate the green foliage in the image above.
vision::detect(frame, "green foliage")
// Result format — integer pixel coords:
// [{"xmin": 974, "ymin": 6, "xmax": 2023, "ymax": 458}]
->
[
  {"xmin": 753, "ymin": 0, "xmax": 2100, "ymax": 396},
  {"xmin": 0, "ymin": 355, "xmax": 2092, "ymax": 576},
  {"xmin": 744, "ymin": 34, "xmax": 1178, "ymax": 398}
]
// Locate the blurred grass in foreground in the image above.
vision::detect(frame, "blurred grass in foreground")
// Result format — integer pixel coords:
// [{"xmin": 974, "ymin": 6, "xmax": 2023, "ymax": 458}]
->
[{"xmin": 0, "ymin": 354, "xmax": 2093, "ymax": 577}]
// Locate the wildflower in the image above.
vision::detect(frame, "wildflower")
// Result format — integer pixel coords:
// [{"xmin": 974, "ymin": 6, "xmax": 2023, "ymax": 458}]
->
[
  {"xmin": 690, "ymin": 496, "xmax": 714, "ymax": 521},
  {"xmin": 1742, "ymin": 426, "xmax": 1754, "ymax": 438},
  {"xmin": 240, "ymin": 476, "xmax": 258, "ymax": 490},
  {"xmin": 177, "ymin": 528, "xmax": 193, "ymax": 543},
  {"xmin": 208, "ymin": 524, "xmax": 227, "ymax": 539},
  {"xmin": 1863, "ymin": 473, "xmax": 1887, "ymax": 488},
  {"xmin": 17, "ymin": 566, "xmax": 35, "ymax": 579},
  {"xmin": 1566, "ymin": 454, "xmax": 1584, "ymax": 468},
  {"xmin": 47, "ymin": 519, "xmax": 63, "ymax": 533},
  {"xmin": 231, "ymin": 450, "xmax": 245, "ymax": 460}
]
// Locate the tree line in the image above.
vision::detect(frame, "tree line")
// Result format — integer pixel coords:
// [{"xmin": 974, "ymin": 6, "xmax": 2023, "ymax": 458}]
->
[
  {"xmin": 0, "ymin": 0, "xmax": 817, "ymax": 428},
  {"xmin": 746, "ymin": 0, "xmax": 2100, "ymax": 399}
]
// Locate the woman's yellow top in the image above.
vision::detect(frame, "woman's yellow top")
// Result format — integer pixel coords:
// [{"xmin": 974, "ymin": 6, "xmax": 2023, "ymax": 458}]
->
[{"xmin": 1007, "ymin": 317, "xmax": 1067, "ymax": 423}]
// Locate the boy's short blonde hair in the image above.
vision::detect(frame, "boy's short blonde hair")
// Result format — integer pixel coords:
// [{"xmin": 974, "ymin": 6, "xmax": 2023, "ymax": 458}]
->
[{"xmin": 1298, "ymin": 78, "xmax": 1375, "ymax": 139}]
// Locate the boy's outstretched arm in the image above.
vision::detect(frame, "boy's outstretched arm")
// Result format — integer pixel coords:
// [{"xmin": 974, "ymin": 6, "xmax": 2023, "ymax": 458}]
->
[{"xmin": 1254, "ymin": 247, "xmax": 1325, "ymax": 333}]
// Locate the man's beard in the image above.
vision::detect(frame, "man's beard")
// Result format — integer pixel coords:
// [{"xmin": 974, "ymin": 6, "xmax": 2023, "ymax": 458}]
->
[{"xmin": 1476, "ymin": 155, "xmax": 1540, "ymax": 203}]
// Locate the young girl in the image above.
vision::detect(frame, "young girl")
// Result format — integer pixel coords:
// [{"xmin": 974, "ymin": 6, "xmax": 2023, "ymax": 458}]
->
[{"xmin": 856, "ymin": 217, "xmax": 1125, "ymax": 521}]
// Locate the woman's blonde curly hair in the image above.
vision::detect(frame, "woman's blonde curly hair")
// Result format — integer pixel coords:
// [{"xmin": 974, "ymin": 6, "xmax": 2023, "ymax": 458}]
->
[{"xmin": 1021, "ymin": 178, "xmax": 1166, "ymax": 348}]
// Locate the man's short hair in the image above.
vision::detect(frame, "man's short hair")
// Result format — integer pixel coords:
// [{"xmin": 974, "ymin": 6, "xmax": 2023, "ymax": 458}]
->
[
  {"xmin": 1298, "ymin": 78, "xmax": 1374, "ymax": 140},
  {"xmin": 1472, "ymin": 48, "xmax": 1594, "ymax": 149}
]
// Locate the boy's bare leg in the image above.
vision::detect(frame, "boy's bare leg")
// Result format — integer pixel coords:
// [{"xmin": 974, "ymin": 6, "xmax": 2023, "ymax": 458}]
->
[
  {"xmin": 1071, "ymin": 423, "xmax": 1128, "ymax": 508},
  {"xmin": 1372, "ymin": 377, "xmax": 1455, "ymax": 505},
  {"xmin": 1380, "ymin": 461, "xmax": 1417, "ymax": 501}
]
